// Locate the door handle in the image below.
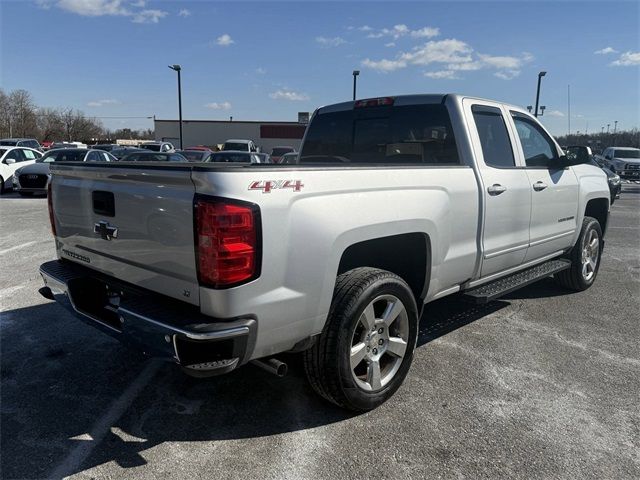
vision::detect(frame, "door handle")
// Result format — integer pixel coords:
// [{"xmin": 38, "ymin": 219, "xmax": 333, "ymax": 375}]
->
[
  {"xmin": 533, "ymin": 181, "xmax": 548, "ymax": 191},
  {"xmin": 487, "ymin": 184, "xmax": 507, "ymax": 195}
]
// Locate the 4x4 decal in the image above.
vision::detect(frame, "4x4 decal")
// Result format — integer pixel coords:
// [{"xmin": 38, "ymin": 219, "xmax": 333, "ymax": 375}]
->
[{"xmin": 248, "ymin": 180, "xmax": 304, "ymax": 193}]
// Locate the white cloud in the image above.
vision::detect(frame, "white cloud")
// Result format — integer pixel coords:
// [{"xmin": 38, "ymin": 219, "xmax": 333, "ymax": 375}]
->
[
  {"xmin": 178, "ymin": 8, "xmax": 191, "ymax": 17},
  {"xmin": 256, "ymin": 67, "xmax": 267, "ymax": 74},
  {"xmin": 362, "ymin": 38, "xmax": 532, "ymax": 80},
  {"xmin": 87, "ymin": 99, "xmax": 119, "ymax": 107},
  {"xmin": 41, "ymin": 0, "xmax": 168, "ymax": 23},
  {"xmin": 594, "ymin": 47, "xmax": 617, "ymax": 55},
  {"xmin": 269, "ymin": 89, "xmax": 310, "ymax": 101},
  {"xmin": 365, "ymin": 24, "xmax": 440, "ymax": 40},
  {"xmin": 131, "ymin": 9, "xmax": 166, "ymax": 23},
  {"xmin": 400, "ymin": 39, "xmax": 473, "ymax": 65},
  {"xmin": 410, "ymin": 27, "xmax": 440, "ymax": 38},
  {"xmin": 361, "ymin": 58, "xmax": 407, "ymax": 73},
  {"xmin": 424, "ymin": 70, "xmax": 459, "ymax": 79},
  {"xmin": 610, "ymin": 51, "xmax": 640, "ymax": 66},
  {"xmin": 216, "ymin": 34, "xmax": 234, "ymax": 46},
  {"xmin": 547, "ymin": 110, "xmax": 565, "ymax": 117},
  {"xmin": 205, "ymin": 101, "xmax": 232, "ymax": 110},
  {"xmin": 316, "ymin": 36, "xmax": 346, "ymax": 47},
  {"xmin": 384, "ymin": 42, "xmax": 396, "ymax": 48}
]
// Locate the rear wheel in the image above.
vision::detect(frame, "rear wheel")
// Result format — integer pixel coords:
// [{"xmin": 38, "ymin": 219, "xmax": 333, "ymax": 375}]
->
[
  {"xmin": 555, "ymin": 216, "xmax": 603, "ymax": 291},
  {"xmin": 0, "ymin": 177, "xmax": 4, "ymax": 194},
  {"xmin": 303, "ymin": 267, "xmax": 418, "ymax": 411}
]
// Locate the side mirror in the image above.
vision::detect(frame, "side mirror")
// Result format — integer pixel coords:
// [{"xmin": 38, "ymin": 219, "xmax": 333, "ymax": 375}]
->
[
  {"xmin": 552, "ymin": 154, "xmax": 586, "ymax": 169},
  {"xmin": 4, "ymin": 158, "xmax": 16, "ymax": 165}
]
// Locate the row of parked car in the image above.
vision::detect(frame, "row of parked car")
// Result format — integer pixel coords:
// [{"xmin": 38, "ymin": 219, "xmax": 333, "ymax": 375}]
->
[{"xmin": 0, "ymin": 137, "xmax": 299, "ymax": 195}]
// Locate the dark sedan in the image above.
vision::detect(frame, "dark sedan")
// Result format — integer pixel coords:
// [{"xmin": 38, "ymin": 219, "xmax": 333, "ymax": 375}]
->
[{"xmin": 119, "ymin": 152, "xmax": 187, "ymax": 162}]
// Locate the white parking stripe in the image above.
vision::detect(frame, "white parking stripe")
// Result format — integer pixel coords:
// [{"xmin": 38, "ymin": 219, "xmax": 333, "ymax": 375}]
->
[
  {"xmin": 0, "ymin": 241, "xmax": 38, "ymax": 256},
  {"xmin": 48, "ymin": 360, "xmax": 161, "ymax": 479}
]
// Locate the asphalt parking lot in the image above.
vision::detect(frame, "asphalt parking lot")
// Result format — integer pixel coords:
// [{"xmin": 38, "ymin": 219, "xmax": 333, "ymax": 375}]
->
[{"xmin": 1, "ymin": 183, "xmax": 639, "ymax": 480}]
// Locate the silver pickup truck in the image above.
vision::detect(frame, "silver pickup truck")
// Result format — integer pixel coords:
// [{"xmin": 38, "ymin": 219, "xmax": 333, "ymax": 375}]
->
[{"xmin": 40, "ymin": 94, "xmax": 610, "ymax": 411}]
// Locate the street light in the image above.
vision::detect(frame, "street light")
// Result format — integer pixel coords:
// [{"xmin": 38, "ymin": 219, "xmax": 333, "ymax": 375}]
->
[
  {"xmin": 526, "ymin": 105, "xmax": 533, "ymax": 113},
  {"xmin": 534, "ymin": 71, "xmax": 546, "ymax": 117},
  {"xmin": 352, "ymin": 70, "xmax": 360, "ymax": 101},
  {"xmin": 607, "ymin": 123, "xmax": 610, "ymax": 134},
  {"xmin": 168, "ymin": 64, "xmax": 183, "ymax": 149}
]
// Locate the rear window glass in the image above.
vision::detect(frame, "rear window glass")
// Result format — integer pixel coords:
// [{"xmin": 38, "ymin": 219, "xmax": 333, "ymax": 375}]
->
[
  {"xmin": 140, "ymin": 144, "xmax": 162, "ymax": 152},
  {"xmin": 0, "ymin": 140, "xmax": 18, "ymax": 146},
  {"xmin": 472, "ymin": 106, "xmax": 515, "ymax": 168},
  {"xmin": 299, "ymin": 104, "xmax": 459, "ymax": 165},
  {"xmin": 178, "ymin": 150, "xmax": 206, "ymax": 161},
  {"xmin": 208, "ymin": 152, "xmax": 253, "ymax": 163},
  {"xmin": 223, "ymin": 142, "xmax": 249, "ymax": 151}
]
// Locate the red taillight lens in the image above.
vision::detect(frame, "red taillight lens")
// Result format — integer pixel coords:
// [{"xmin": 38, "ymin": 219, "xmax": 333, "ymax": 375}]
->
[
  {"xmin": 195, "ymin": 197, "xmax": 260, "ymax": 288},
  {"xmin": 47, "ymin": 181, "xmax": 57, "ymax": 236}
]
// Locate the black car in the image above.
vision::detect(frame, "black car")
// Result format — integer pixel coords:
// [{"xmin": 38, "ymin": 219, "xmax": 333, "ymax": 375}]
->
[
  {"xmin": 566, "ymin": 146, "xmax": 621, "ymax": 204},
  {"xmin": 119, "ymin": 152, "xmax": 187, "ymax": 162}
]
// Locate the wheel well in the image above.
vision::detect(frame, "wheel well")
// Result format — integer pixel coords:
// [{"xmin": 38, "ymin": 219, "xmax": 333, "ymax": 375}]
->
[
  {"xmin": 585, "ymin": 198, "xmax": 609, "ymax": 235},
  {"xmin": 337, "ymin": 233, "xmax": 430, "ymax": 304}
]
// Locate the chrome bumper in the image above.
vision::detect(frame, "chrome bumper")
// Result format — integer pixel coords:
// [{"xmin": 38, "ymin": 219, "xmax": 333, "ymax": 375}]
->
[{"xmin": 39, "ymin": 260, "xmax": 257, "ymax": 376}]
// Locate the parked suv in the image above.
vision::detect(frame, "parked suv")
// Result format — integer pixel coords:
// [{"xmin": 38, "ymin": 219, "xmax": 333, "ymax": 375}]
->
[{"xmin": 139, "ymin": 141, "xmax": 175, "ymax": 153}]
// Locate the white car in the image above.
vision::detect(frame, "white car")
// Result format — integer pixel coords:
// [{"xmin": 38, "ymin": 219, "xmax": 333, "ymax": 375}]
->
[
  {"xmin": 222, "ymin": 139, "xmax": 258, "ymax": 152},
  {"xmin": 0, "ymin": 147, "xmax": 42, "ymax": 193}
]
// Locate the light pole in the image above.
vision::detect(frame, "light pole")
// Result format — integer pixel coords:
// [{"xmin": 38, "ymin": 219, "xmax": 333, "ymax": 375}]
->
[
  {"xmin": 607, "ymin": 123, "xmax": 610, "ymax": 134},
  {"xmin": 613, "ymin": 120, "xmax": 618, "ymax": 133},
  {"xmin": 168, "ymin": 64, "xmax": 183, "ymax": 149},
  {"xmin": 352, "ymin": 70, "xmax": 360, "ymax": 101},
  {"xmin": 534, "ymin": 71, "xmax": 546, "ymax": 117}
]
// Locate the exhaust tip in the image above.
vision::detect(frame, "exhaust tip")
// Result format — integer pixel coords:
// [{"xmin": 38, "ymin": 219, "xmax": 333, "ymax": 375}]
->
[
  {"xmin": 39, "ymin": 286, "xmax": 55, "ymax": 300},
  {"xmin": 251, "ymin": 358, "xmax": 288, "ymax": 377}
]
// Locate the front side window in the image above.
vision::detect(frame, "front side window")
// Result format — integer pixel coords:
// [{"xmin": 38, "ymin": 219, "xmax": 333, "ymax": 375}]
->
[
  {"xmin": 22, "ymin": 149, "xmax": 40, "ymax": 161},
  {"xmin": 300, "ymin": 103, "xmax": 460, "ymax": 165},
  {"xmin": 472, "ymin": 105, "xmax": 515, "ymax": 168},
  {"xmin": 511, "ymin": 113, "xmax": 557, "ymax": 167}
]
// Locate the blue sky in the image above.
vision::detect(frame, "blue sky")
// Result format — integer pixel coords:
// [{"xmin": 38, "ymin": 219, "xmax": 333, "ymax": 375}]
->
[{"xmin": 1, "ymin": 1, "xmax": 638, "ymax": 135}]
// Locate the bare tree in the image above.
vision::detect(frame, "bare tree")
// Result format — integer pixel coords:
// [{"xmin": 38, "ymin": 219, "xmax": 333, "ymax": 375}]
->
[{"xmin": 9, "ymin": 89, "xmax": 38, "ymax": 137}]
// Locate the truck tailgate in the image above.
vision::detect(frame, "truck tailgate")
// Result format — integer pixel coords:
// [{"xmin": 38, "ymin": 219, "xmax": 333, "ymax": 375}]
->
[{"xmin": 50, "ymin": 163, "xmax": 200, "ymax": 306}]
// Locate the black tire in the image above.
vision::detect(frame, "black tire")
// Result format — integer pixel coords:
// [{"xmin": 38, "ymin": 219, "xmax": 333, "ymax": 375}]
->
[
  {"xmin": 555, "ymin": 216, "xmax": 603, "ymax": 291},
  {"xmin": 0, "ymin": 177, "xmax": 4, "ymax": 194},
  {"xmin": 303, "ymin": 267, "xmax": 419, "ymax": 411}
]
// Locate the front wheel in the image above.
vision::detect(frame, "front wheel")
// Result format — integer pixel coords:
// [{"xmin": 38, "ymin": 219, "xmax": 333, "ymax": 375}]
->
[
  {"xmin": 303, "ymin": 267, "xmax": 419, "ymax": 411},
  {"xmin": 555, "ymin": 216, "xmax": 603, "ymax": 291}
]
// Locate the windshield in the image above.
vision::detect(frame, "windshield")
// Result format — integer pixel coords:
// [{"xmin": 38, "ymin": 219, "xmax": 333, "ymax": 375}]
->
[
  {"xmin": 38, "ymin": 150, "xmax": 86, "ymax": 162},
  {"xmin": 614, "ymin": 149, "xmax": 640, "ymax": 159},
  {"xmin": 223, "ymin": 142, "xmax": 249, "ymax": 151},
  {"xmin": 272, "ymin": 148, "xmax": 293, "ymax": 156},
  {"xmin": 140, "ymin": 144, "xmax": 162, "ymax": 152},
  {"xmin": 207, "ymin": 152, "xmax": 252, "ymax": 163},
  {"xmin": 300, "ymin": 103, "xmax": 459, "ymax": 165},
  {"xmin": 0, "ymin": 140, "xmax": 18, "ymax": 146}
]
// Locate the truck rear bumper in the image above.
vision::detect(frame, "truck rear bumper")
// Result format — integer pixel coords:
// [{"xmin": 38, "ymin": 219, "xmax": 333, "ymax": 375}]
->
[{"xmin": 39, "ymin": 260, "xmax": 257, "ymax": 376}]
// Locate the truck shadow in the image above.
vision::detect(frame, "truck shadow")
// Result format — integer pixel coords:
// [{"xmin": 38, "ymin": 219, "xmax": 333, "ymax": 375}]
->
[{"xmin": 0, "ymin": 281, "xmax": 564, "ymax": 478}]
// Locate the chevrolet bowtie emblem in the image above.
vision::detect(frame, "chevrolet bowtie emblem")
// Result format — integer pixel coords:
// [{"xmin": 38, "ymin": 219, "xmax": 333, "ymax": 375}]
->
[{"xmin": 94, "ymin": 221, "xmax": 118, "ymax": 241}]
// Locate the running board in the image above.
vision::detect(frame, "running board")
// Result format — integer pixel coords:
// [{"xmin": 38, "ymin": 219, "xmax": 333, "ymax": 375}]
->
[{"xmin": 462, "ymin": 259, "xmax": 571, "ymax": 304}]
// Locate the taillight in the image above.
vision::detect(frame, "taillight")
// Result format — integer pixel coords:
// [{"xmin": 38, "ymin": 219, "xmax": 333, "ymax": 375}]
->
[
  {"xmin": 47, "ymin": 181, "xmax": 57, "ymax": 236},
  {"xmin": 194, "ymin": 196, "xmax": 261, "ymax": 288},
  {"xmin": 354, "ymin": 97, "xmax": 395, "ymax": 108}
]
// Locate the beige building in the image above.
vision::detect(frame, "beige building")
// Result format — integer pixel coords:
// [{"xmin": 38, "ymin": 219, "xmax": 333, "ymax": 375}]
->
[{"xmin": 154, "ymin": 119, "xmax": 307, "ymax": 152}]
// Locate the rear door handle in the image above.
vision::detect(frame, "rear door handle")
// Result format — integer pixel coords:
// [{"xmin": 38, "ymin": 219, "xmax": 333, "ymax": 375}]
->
[
  {"xmin": 533, "ymin": 181, "xmax": 548, "ymax": 191},
  {"xmin": 487, "ymin": 184, "xmax": 507, "ymax": 195}
]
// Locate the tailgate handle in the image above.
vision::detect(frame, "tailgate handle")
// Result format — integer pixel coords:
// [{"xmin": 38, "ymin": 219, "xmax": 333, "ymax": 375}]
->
[{"xmin": 92, "ymin": 191, "xmax": 115, "ymax": 217}]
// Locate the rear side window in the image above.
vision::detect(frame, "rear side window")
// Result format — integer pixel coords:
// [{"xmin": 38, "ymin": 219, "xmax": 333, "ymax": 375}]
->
[
  {"xmin": 472, "ymin": 105, "xmax": 515, "ymax": 168},
  {"xmin": 511, "ymin": 113, "xmax": 557, "ymax": 167},
  {"xmin": 300, "ymin": 103, "xmax": 460, "ymax": 165}
]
